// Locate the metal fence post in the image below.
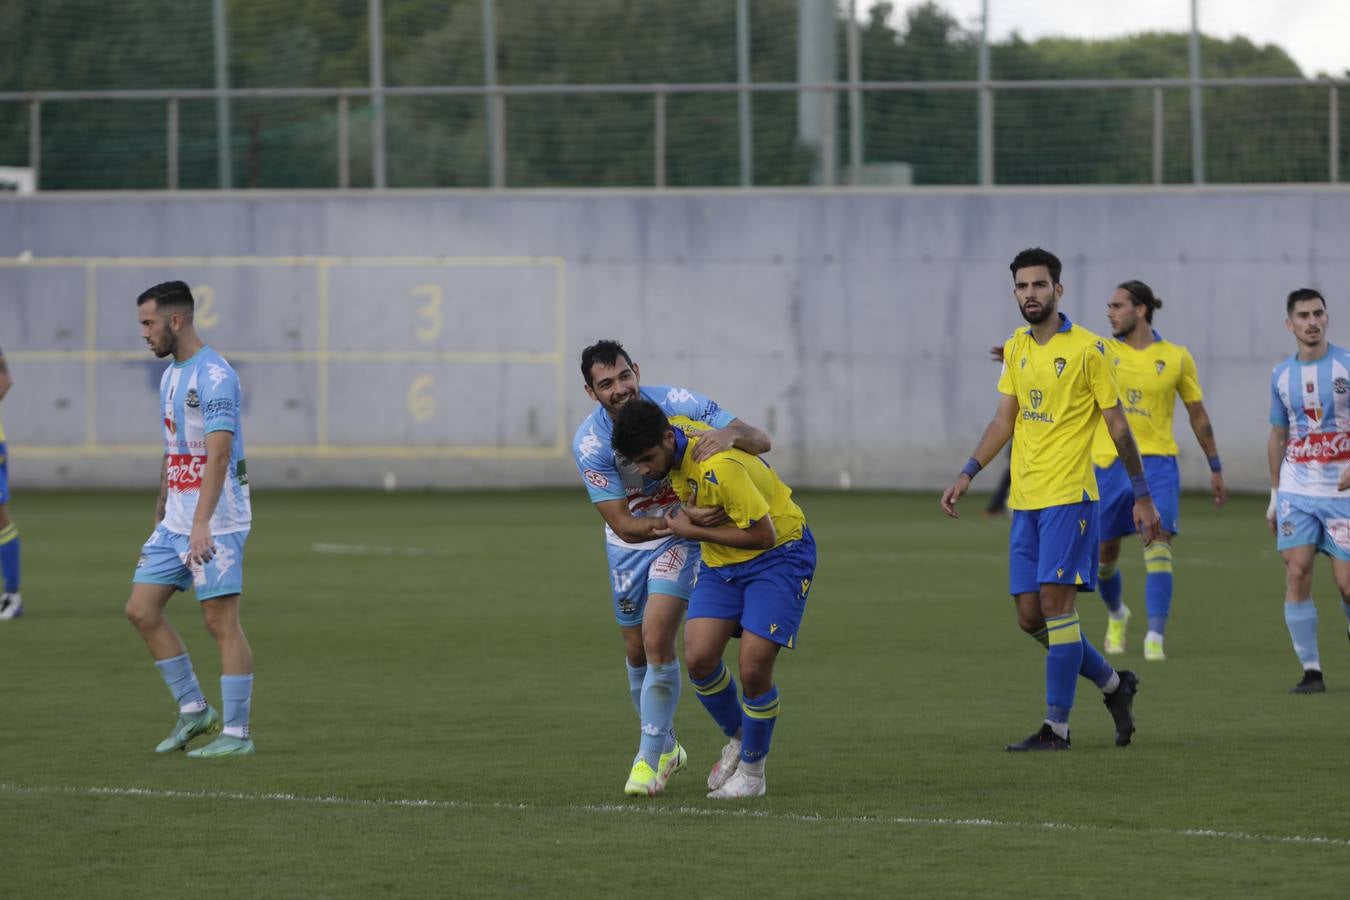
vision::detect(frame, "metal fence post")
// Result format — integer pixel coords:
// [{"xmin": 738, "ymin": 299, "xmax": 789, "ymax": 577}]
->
[
  {"xmin": 736, "ymin": 0, "xmax": 753, "ymax": 187},
  {"xmin": 847, "ymin": 0, "xmax": 862, "ymax": 185},
  {"xmin": 483, "ymin": 0, "xmax": 503, "ymax": 188},
  {"xmin": 1152, "ymin": 87, "xmax": 1164, "ymax": 185},
  {"xmin": 821, "ymin": 87, "xmax": 836, "ymax": 186},
  {"xmin": 368, "ymin": 0, "xmax": 387, "ymax": 188},
  {"xmin": 337, "ymin": 94, "xmax": 351, "ymax": 189},
  {"xmin": 1331, "ymin": 83, "xmax": 1340, "ymax": 184},
  {"xmin": 978, "ymin": 0, "xmax": 992, "ymax": 185},
  {"xmin": 212, "ymin": 0, "xmax": 231, "ymax": 189},
  {"xmin": 1189, "ymin": 0, "xmax": 1205, "ymax": 184},
  {"xmin": 491, "ymin": 92, "xmax": 506, "ymax": 187},
  {"xmin": 28, "ymin": 98, "xmax": 40, "ymax": 190},
  {"xmin": 166, "ymin": 97, "xmax": 179, "ymax": 190},
  {"xmin": 653, "ymin": 89, "xmax": 667, "ymax": 189}
]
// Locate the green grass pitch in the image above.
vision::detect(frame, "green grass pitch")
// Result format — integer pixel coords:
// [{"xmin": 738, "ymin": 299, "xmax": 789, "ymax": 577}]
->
[{"xmin": 3, "ymin": 489, "xmax": 1348, "ymax": 897}]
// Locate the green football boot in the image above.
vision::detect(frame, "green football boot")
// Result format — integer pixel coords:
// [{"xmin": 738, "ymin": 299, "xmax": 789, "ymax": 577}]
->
[
  {"xmin": 186, "ymin": 733, "xmax": 255, "ymax": 758},
  {"xmin": 155, "ymin": 706, "xmax": 221, "ymax": 753}
]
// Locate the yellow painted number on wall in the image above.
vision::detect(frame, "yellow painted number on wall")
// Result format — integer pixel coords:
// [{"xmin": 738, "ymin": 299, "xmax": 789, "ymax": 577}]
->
[
  {"xmin": 193, "ymin": 284, "xmax": 220, "ymax": 328},
  {"xmin": 413, "ymin": 284, "xmax": 442, "ymax": 341},
  {"xmin": 407, "ymin": 375, "xmax": 435, "ymax": 422}
]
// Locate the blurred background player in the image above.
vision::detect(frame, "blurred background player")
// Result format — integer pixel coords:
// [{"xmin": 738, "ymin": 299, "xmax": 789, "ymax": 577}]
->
[
  {"xmin": 573, "ymin": 340, "xmax": 770, "ymax": 796},
  {"xmin": 942, "ymin": 247, "xmax": 1159, "ymax": 751},
  {"xmin": 1267, "ymin": 288, "xmax": 1350, "ymax": 694},
  {"xmin": 0, "ymin": 347, "xmax": 21, "ymax": 620},
  {"xmin": 125, "ymin": 281, "xmax": 256, "ymax": 756},
  {"xmin": 1093, "ymin": 281, "xmax": 1227, "ymax": 661},
  {"xmin": 611, "ymin": 399, "xmax": 814, "ymax": 799}
]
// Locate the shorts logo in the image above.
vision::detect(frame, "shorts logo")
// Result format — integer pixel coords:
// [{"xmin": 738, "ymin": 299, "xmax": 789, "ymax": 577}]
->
[
  {"xmin": 1281, "ymin": 521, "xmax": 1294, "ymax": 537},
  {"xmin": 1155, "ymin": 361, "xmax": 1166, "ymax": 375},
  {"xmin": 1079, "ymin": 519, "xmax": 1087, "ymax": 534},
  {"xmin": 1054, "ymin": 358, "xmax": 1067, "ymax": 377},
  {"xmin": 800, "ymin": 578, "xmax": 811, "ymax": 597},
  {"xmin": 1328, "ymin": 519, "xmax": 1350, "ymax": 551},
  {"xmin": 1056, "ymin": 568, "xmax": 1064, "ymax": 578},
  {"xmin": 583, "ymin": 469, "xmax": 610, "ymax": 489},
  {"xmin": 1127, "ymin": 389, "xmax": 1143, "ymax": 406},
  {"xmin": 617, "ymin": 597, "xmax": 637, "ymax": 615},
  {"xmin": 651, "ymin": 544, "xmax": 688, "ymax": 578},
  {"xmin": 135, "ymin": 554, "xmax": 147, "ymax": 569},
  {"xmin": 1029, "ymin": 389, "xmax": 1043, "ymax": 409},
  {"xmin": 769, "ymin": 623, "xmax": 779, "ymax": 635}
]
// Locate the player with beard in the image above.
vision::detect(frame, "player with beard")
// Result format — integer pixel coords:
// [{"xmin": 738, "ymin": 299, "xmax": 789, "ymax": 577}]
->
[{"xmin": 942, "ymin": 248, "xmax": 1160, "ymax": 751}]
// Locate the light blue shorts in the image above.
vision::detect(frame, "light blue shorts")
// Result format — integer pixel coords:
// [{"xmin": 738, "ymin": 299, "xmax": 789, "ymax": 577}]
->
[
  {"xmin": 1275, "ymin": 492, "xmax": 1350, "ymax": 561},
  {"xmin": 605, "ymin": 537, "xmax": 699, "ymax": 627},
  {"xmin": 132, "ymin": 525, "xmax": 249, "ymax": 600}
]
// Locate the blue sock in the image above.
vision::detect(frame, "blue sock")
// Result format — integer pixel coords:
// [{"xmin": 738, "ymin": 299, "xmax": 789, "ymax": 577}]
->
[
  {"xmin": 690, "ymin": 661, "xmax": 742, "ymax": 737},
  {"xmin": 154, "ymin": 653, "xmax": 206, "ymax": 712},
  {"xmin": 1078, "ymin": 634, "xmax": 1115, "ymax": 690},
  {"xmin": 0, "ymin": 523, "xmax": 20, "ymax": 593},
  {"xmin": 1284, "ymin": 600, "xmax": 1320, "ymax": 670},
  {"xmin": 1144, "ymin": 543, "xmax": 1174, "ymax": 635},
  {"xmin": 625, "ymin": 660, "xmax": 646, "ymax": 718},
  {"xmin": 638, "ymin": 661, "xmax": 681, "ymax": 769},
  {"xmin": 741, "ymin": 686, "xmax": 780, "ymax": 763},
  {"xmin": 1045, "ymin": 613, "xmax": 1084, "ymax": 726},
  {"xmin": 1098, "ymin": 560, "xmax": 1123, "ymax": 615},
  {"xmin": 221, "ymin": 674, "xmax": 253, "ymax": 738}
]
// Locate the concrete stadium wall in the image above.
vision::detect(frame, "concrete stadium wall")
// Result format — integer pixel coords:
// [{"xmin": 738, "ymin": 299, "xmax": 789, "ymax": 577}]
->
[{"xmin": 2, "ymin": 187, "xmax": 1348, "ymax": 494}]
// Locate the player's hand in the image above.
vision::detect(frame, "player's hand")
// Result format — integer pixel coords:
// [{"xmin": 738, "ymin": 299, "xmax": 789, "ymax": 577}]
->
[
  {"xmin": 940, "ymin": 476, "xmax": 970, "ymax": 518},
  {"xmin": 989, "ymin": 345, "xmax": 1004, "ymax": 363},
  {"xmin": 1133, "ymin": 498, "xmax": 1162, "ymax": 546},
  {"xmin": 1267, "ymin": 488, "xmax": 1279, "ymax": 535},
  {"xmin": 683, "ymin": 504, "xmax": 730, "ymax": 528},
  {"xmin": 1211, "ymin": 472, "xmax": 1228, "ymax": 507},
  {"xmin": 188, "ymin": 523, "xmax": 216, "ymax": 566},
  {"xmin": 691, "ymin": 427, "xmax": 734, "ymax": 461},
  {"xmin": 1339, "ymin": 468, "xmax": 1350, "ymax": 492},
  {"xmin": 665, "ymin": 509, "xmax": 697, "ymax": 538}
]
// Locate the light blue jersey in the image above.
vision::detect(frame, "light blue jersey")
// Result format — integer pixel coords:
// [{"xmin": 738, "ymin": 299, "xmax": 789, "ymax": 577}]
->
[{"xmin": 1270, "ymin": 344, "xmax": 1350, "ymax": 497}]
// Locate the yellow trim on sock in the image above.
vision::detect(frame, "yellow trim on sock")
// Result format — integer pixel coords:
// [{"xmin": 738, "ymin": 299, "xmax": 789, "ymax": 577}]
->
[
  {"xmin": 741, "ymin": 700, "xmax": 780, "ymax": 720},
  {"xmin": 0, "ymin": 523, "xmax": 17, "ymax": 544},
  {"xmin": 1143, "ymin": 543, "xmax": 1173, "ymax": 573},
  {"xmin": 694, "ymin": 666, "xmax": 731, "ymax": 696},
  {"xmin": 1046, "ymin": 613, "xmax": 1082, "ymax": 646}
]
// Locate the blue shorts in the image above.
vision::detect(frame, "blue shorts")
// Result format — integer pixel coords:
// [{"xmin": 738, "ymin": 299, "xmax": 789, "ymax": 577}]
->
[
  {"xmin": 1275, "ymin": 492, "xmax": 1350, "ymax": 561},
  {"xmin": 1095, "ymin": 456, "xmax": 1181, "ymax": 540},
  {"xmin": 689, "ymin": 527, "xmax": 816, "ymax": 649},
  {"xmin": 132, "ymin": 526, "xmax": 249, "ymax": 600},
  {"xmin": 1009, "ymin": 500, "xmax": 1099, "ymax": 595},
  {"xmin": 0, "ymin": 441, "xmax": 9, "ymax": 505},
  {"xmin": 605, "ymin": 537, "xmax": 700, "ymax": 627}
]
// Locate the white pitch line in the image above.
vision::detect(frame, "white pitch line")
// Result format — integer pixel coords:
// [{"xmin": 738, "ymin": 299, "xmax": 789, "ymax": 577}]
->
[
  {"xmin": 2, "ymin": 783, "xmax": 1347, "ymax": 849},
  {"xmin": 311, "ymin": 542, "xmax": 456, "ymax": 558}
]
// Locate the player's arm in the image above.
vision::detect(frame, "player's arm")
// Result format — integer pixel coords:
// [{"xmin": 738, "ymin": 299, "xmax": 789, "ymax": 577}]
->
[
  {"xmin": 0, "ymin": 350, "xmax": 12, "ymax": 402},
  {"xmin": 1267, "ymin": 424, "xmax": 1288, "ymax": 532},
  {"xmin": 593, "ymin": 498, "xmax": 673, "ymax": 543},
  {"xmin": 154, "ymin": 455, "xmax": 169, "ymax": 527},
  {"xmin": 188, "ymin": 430, "xmax": 232, "ymax": 565},
  {"xmin": 691, "ymin": 418, "xmax": 771, "ymax": 462},
  {"xmin": 1183, "ymin": 399, "xmax": 1227, "ymax": 506},
  {"xmin": 666, "ymin": 509, "xmax": 776, "ymax": 550},
  {"xmin": 1102, "ymin": 403, "xmax": 1161, "ymax": 544},
  {"xmin": 940, "ymin": 392, "xmax": 1017, "ymax": 518}
]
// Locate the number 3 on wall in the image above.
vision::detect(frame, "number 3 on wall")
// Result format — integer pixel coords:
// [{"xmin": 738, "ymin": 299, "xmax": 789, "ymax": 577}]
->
[
  {"xmin": 413, "ymin": 284, "xmax": 442, "ymax": 342},
  {"xmin": 192, "ymin": 284, "xmax": 220, "ymax": 329},
  {"xmin": 407, "ymin": 375, "xmax": 435, "ymax": 422}
]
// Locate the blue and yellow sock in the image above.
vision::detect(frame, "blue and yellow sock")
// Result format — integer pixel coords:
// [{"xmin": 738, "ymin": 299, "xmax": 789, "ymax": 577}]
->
[
  {"xmin": 638, "ymin": 661, "xmax": 681, "ymax": 770},
  {"xmin": 625, "ymin": 660, "xmax": 646, "ymax": 718},
  {"xmin": 1098, "ymin": 559, "xmax": 1123, "ymax": 615},
  {"xmin": 1144, "ymin": 543, "xmax": 1174, "ymax": 635},
  {"xmin": 1284, "ymin": 600, "xmax": 1320, "ymax": 670},
  {"xmin": 1029, "ymin": 625, "xmax": 1049, "ymax": 649},
  {"xmin": 154, "ymin": 653, "xmax": 207, "ymax": 713},
  {"xmin": 1045, "ymin": 613, "xmax": 1084, "ymax": 731},
  {"xmin": 741, "ymin": 686, "xmax": 780, "ymax": 764},
  {"xmin": 690, "ymin": 661, "xmax": 742, "ymax": 737},
  {"xmin": 1078, "ymin": 634, "xmax": 1116, "ymax": 690},
  {"xmin": 1342, "ymin": 600, "xmax": 1350, "ymax": 630},
  {"xmin": 221, "ymin": 674, "xmax": 253, "ymax": 739},
  {"xmin": 0, "ymin": 522, "xmax": 20, "ymax": 593}
]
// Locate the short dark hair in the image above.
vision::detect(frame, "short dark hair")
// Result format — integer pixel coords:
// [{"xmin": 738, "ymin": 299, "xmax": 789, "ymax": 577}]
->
[
  {"xmin": 1287, "ymin": 288, "xmax": 1326, "ymax": 316},
  {"xmin": 580, "ymin": 339, "xmax": 635, "ymax": 387},
  {"xmin": 1009, "ymin": 248, "xmax": 1063, "ymax": 284},
  {"xmin": 610, "ymin": 398, "xmax": 670, "ymax": 461},
  {"xmin": 137, "ymin": 280, "xmax": 195, "ymax": 314},
  {"xmin": 1118, "ymin": 280, "xmax": 1164, "ymax": 324}
]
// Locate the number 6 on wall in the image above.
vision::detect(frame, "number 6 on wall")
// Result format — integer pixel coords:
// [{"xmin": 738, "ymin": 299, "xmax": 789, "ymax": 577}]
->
[{"xmin": 407, "ymin": 375, "xmax": 435, "ymax": 422}]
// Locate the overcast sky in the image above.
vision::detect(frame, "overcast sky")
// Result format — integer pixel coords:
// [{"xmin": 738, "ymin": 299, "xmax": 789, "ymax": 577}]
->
[{"xmin": 866, "ymin": 1, "xmax": 1349, "ymax": 77}]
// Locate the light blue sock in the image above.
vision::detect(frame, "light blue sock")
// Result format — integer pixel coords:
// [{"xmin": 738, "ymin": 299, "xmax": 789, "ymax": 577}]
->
[
  {"xmin": 1098, "ymin": 560, "xmax": 1123, "ymax": 615},
  {"xmin": 1144, "ymin": 543, "xmax": 1174, "ymax": 635},
  {"xmin": 741, "ymin": 686, "xmax": 780, "ymax": 763},
  {"xmin": 221, "ymin": 674, "xmax": 253, "ymax": 738},
  {"xmin": 154, "ymin": 653, "xmax": 206, "ymax": 712},
  {"xmin": 638, "ymin": 661, "xmax": 681, "ymax": 769},
  {"xmin": 1284, "ymin": 600, "xmax": 1320, "ymax": 670},
  {"xmin": 625, "ymin": 660, "xmax": 646, "ymax": 718},
  {"xmin": 690, "ymin": 661, "xmax": 742, "ymax": 737},
  {"xmin": 0, "ymin": 523, "xmax": 20, "ymax": 593}
]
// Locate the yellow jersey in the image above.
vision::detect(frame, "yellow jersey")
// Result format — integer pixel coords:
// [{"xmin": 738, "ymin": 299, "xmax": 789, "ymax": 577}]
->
[
  {"xmin": 667, "ymin": 415, "xmax": 805, "ymax": 567},
  {"xmin": 997, "ymin": 315, "xmax": 1120, "ymax": 510},
  {"xmin": 1090, "ymin": 335, "xmax": 1203, "ymax": 467}
]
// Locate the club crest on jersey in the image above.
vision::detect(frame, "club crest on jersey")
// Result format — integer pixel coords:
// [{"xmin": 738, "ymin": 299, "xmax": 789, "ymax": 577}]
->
[
  {"xmin": 1029, "ymin": 389, "xmax": 1044, "ymax": 409},
  {"xmin": 1335, "ymin": 378, "xmax": 1350, "ymax": 395},
  {"xmin": 1054, "ymin": 357, "xmax": 1067, "ymax": 377},
  {"xmin": 1155, "ymin": 360, "xmax": 1166, "ymax": 375},
  {"xmin": 185, "ymin": 388, "xmax": 200, "ymax": 409}
]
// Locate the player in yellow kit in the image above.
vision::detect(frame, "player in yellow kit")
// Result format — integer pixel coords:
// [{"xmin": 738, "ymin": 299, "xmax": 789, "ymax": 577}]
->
[
  {"xmin": 943, "ymin": 247, "xmax": 1161, "ymax": 751},
  {"xmin": 0, "ymin": 347, "xmax": 21, "ymax": 620},
  {"xmin": 611, "ymin": 399, "xmax": 814, "ymax": 798},
  {"xmin": 1092, "ymin": 281, "xmax": 1226, "ymax": 661}
]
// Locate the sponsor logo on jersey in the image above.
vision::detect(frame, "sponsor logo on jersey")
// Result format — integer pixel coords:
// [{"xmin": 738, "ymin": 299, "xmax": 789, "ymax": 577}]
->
[
  {"xmin": 665, "ymin": 388, "xmax": 696, "ymax": 404},
  {"xmin": 206, "ymin": 363, "xmax": 229, "ymax": 389},
  {"xmin": 578, "ymin": 428, "xmax": 604, "ymax": 461},
  {"xmin": 1286, "ymin": 431, "xmax": 1350, "ymax": 465},
  {"xmin": 584, "ymin": 468, "xmax": 610, "ymax": 489},
  {"xmin": 165, "ymin": 453, "xmax": 207, "ymax": 493},
  {"xmin": 1054, "ymin": 358, "xmax": 1067, "ymax": 377}
]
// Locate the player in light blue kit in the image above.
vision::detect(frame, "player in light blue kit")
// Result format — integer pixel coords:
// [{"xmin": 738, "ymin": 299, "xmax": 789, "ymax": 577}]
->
[
  {"xmin": 1267, "ymin": 289, "xmax": 1350, "ymax": 694},
  {"xmin": 573, "ymin": 340, "xmax": 771, "ymax": 796},
  {"xmin": 126, "ymin": 282, "xmax": 256, "ymax": 756}
]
